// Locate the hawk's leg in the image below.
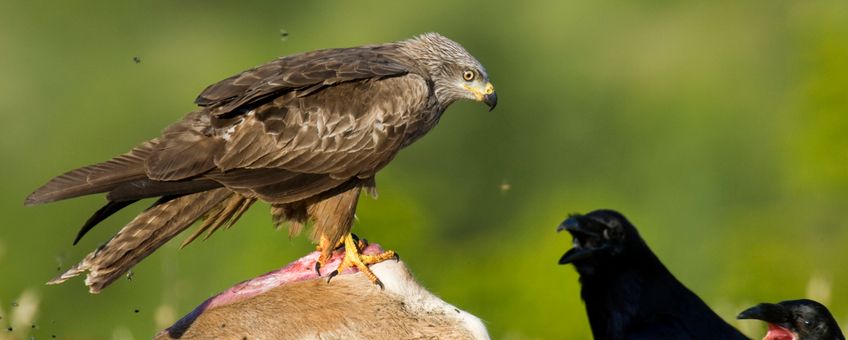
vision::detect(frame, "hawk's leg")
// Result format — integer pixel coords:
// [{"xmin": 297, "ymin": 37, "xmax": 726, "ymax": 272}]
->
[
  {"xmin": 328, "ymin": 233, "xmax": 398, "ymax": 288},
  {"xmin": 315, "ymin": 234, "xmax": 345, "ymax": 275}
]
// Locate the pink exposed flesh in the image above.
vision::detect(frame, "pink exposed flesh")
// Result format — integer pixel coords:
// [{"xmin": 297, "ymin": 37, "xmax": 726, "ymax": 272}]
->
[
  {"xmin": 764, "ymin": 323, "xmax": 797, "ymax": 340},
  {"xmin": 203, "ymin": 243, "xmax": 384, "ymax": 310}
]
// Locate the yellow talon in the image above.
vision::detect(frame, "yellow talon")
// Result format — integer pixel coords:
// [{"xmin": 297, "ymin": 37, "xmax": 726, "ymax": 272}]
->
[
  {"xmin": 329, "ymin": 233, "xmax": 397, "ymax": 288},
  {"xmin": 316, "ymin": 235, "xmax": 345, "ymax": 275}
]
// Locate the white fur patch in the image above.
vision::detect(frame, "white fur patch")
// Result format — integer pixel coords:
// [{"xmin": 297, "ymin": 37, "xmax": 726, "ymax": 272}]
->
[{"xmin": 372, "ymin": 260, "xmax": 491, "ymax": 340}]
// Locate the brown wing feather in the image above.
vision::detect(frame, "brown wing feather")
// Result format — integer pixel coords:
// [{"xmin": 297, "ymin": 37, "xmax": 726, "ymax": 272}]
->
[
  {"xmin": 142, "ymin": 73, "xmax": 428, "ymax": 204},
  {"xmin": 208, "ymin": 170, "xmax": 345, "ymax": 204},
  {"xmin": 146, "ymin": 62, "xmax": 423, "ymax": 187},
  {"xmin": 213, "ymin": 75, "xmax": 427, "ymax": 179},
  {"xmin": 25, "ymin": 140, "xmax": 158, "ymax": 205},
  {"xmin": 145, "ymin": 111, "xmax": 224, "ymax": 181},
  {"xmin": 106, "ymin": 177, "xmax": 221, "ymax": 202},
  {"xmin": 194, "ymin": 44, "xmax": 412, "ymax": 115}
]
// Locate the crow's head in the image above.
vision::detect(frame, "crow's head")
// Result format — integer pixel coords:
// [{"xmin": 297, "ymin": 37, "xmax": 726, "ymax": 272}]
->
[
  {"xmin": 557, "ymin": 209, "xmax": 644, "ymax": 273},
  {"xmin": 737, "ymin": 299, "xmax": 844, "ymax": 340}
]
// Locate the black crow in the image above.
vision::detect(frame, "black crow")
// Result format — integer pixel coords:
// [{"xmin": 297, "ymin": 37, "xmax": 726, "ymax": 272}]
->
[
  {"xmin": 738, "ymin": 299, "xmax": 844, "ymax": 340},
  {"xmin": 558, "ymin": 209, "xmax": 748, "ymax": 339}
]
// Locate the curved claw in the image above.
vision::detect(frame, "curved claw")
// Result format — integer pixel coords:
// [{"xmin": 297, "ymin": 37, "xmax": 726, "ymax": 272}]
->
[{"xmin": 327, "ymin": 270, "xmax": 339, "ymax": 283}]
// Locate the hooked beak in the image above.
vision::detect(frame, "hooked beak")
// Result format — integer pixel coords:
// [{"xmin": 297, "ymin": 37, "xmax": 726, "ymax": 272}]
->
[
  {"xmin": 483, "ymin": 83, "xmax": 497, "ymax": 111},
  {"xmin": 465, "ymin": 82, "xmax": 497, "ymax": 111}
]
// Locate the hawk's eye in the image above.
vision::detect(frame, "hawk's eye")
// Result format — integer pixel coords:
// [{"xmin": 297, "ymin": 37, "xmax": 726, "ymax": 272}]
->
[{"xmin": 462, "ymin": 70, "xmax": 475, "ymax": 81}]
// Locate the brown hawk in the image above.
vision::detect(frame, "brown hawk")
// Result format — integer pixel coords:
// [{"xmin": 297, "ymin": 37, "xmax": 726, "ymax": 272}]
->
[{"xmin": 26, "ymin": 32, "xmax": 496, "ymax": 293}]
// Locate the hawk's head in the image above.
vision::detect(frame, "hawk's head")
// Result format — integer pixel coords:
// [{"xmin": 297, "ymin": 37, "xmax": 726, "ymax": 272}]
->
[{"xmin": 402, "ymin": 33, "xmax": 497, "ymax": 111}]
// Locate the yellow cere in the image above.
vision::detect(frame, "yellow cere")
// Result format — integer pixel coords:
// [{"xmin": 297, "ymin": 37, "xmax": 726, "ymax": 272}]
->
[{"xmin": 464, "ymin": 83, "xmax": 494, "ymax": 101}]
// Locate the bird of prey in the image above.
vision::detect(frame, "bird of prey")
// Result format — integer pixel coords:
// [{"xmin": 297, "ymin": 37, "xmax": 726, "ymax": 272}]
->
[
  {"xmin": 26, "ymin": 33, "xmax": 497, "ymax": 293},
  {"xmin": 557, "ymin": 209, "xmax": 748, "ymax": 340},
  {"xmin": 738, "ymin": 299, "xmax": 844, "ymax": 340}
]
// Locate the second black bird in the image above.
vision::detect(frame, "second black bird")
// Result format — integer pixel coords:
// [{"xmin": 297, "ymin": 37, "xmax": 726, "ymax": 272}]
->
[{"xmin": 738, "ymin": 299, "xmax": 844, "ymax": 340}]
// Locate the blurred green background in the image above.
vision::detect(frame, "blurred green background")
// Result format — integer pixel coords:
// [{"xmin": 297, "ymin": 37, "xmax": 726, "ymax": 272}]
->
[{"xmin": 1, "ymin": 0, "xmax": 847, "ymax": 339}]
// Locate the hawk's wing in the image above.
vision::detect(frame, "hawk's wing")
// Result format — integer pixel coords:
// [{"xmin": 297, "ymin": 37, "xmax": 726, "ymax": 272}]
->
[
  {"xmin": 195, "ymin": 45, "xmax": 412, "ymax": 116},
  {"xmin": 29, "ymin": 45, "xmax": 429, "ymax": 205},
  {"xmin": 146, "ymin": 73, "xmax": 432, "ymax": 203}
]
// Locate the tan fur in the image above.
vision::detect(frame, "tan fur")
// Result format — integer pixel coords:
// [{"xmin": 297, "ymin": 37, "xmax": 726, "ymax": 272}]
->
[{"xmin": 156, "ymin": 261, "xmax": 489, "ymax": 340}]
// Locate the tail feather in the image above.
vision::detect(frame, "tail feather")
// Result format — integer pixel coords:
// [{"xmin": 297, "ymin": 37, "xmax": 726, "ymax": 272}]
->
[
  {"xmin": 48, "ymin": 188, "xmax": 233, "ymax": 293},
  {"xmin": 25, "ymin": 140, "xmax": 158, "ymax": 205},
  {"xmin": 180, "ymin": 195, "xmax": 256, "ymax": 248},
  {"xmin": 73, "ymin": 199, "xmax": 139, "ymax": 245}
]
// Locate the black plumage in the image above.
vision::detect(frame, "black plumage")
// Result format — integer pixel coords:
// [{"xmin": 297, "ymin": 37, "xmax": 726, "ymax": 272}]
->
[
  {"xmin": 558, "ymin": 209, "xmax": 748, "ymax": 340},
  {"xmin": 738, "ymin": 299, "xmax": 844, "ymax": 340}
]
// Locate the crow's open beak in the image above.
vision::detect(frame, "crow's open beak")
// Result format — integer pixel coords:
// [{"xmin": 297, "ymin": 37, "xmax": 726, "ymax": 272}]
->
[
  {"xmin": 559, "ymin": 247, "xmax": 597, "ymax": 264},
  {"xmin": 557, "ymin": 215, "xmax": 608, "ymax": 265},
  {"xmin": 737, "ymin": 303, "xmax": 798, "ymax": 340}
]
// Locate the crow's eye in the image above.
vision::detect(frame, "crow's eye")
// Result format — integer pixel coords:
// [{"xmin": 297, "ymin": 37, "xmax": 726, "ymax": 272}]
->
[{"xmin": 463, "ymin": 70, "xmax": 475, "ymax": 81}]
